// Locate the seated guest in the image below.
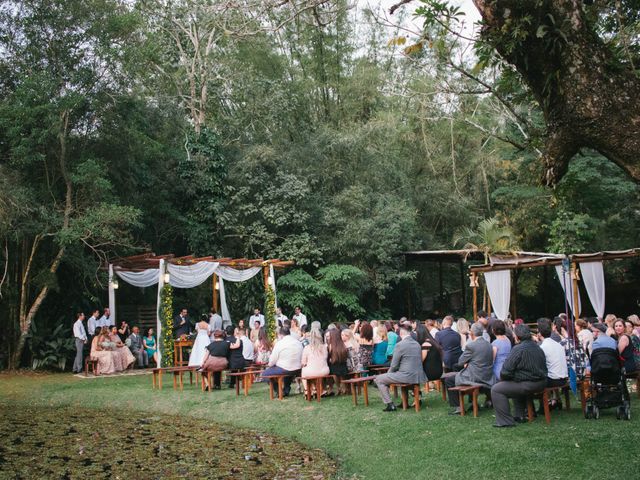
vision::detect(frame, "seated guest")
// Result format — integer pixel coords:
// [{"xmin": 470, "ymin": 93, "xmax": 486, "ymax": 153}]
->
[
  {"xmin": 372, "ymin": 326, "xmax": 389, "ymax": 365},
  {"xmin": 575, "ymin": 318, "xmax": 594, "ymax": 355},
  {"xmin": 491, "ymin": 324, "xmax": 547, "ymax": 427},
  {"xmin": 385, "ymin": 321, "xmax": 398, "ymax": 359},
  {"xmin": 435, "ymin": 315, "xmax": 462, "ymax": 373},
  {"xmin": 301, "ymin": 326, "xmax": 330, "ymax": 396},
  {"xmin": 261, "ymin": 327, "xmax": 303, "ymax": 397},
  {"xmin": 254, "ymin": 327, "xmax": 272, "ymax": 365},
  {"xmin": 109, "ymin": 326, "xmax": 135, "ymax": 371},
  {"xmin": 117, "ymin": 320, "xmax": 130, "ymax": 342},
  {"xmin": 537, "ymin": 318, "xmax": 569, "ymax": 410},
  {"xmin": 356, "ymin": 322, "xmax": 374, "ymax": 371},
  {"xmin": 225, "ymin": 326, "xmax": 244, "ymax": 387},
  {"xmin": 126, "ymin": 326, "xmax": 148, "ymax": 368},
  {"xmin": 374, "ymin": 322, "xmax": 427, "ymax": 412},
  {"xmin": 613, "ymin": 319, "xmax": 637, "ymax": 374},
  {"xmin": 91, "ymin": 327, "xmax": 117, "ymax": 374},
  {"xmin": 444, "ymin": 323, "xmax": 495, "ymax": 415},
  {"xmin": 604, "ymin": 313, "xmax": 617, "ymax": 337},
  {"xmin": 591, "ymin": 323, "xmax": 617, "ymax": 351},
  {"xmin": 457, "ymin": 318, "xmax": 470, "ymax": 351},
  {"xmin": 144, "ymin": 328, "xmax": 159, "ymax": 365},
  {"xmin": 341, "ymin": 328, "xmax": 360, "ymax": 373},
  {"xmin": 426, "ymin": 319, "xmax": 439, "ymax": 338},
  {"xmin": 421, "ymin": 328, "xmax": 443, "ymax": 381},
  {"xmin": 550, "ymin": 317, "xmax": 563, "ymax": 342},
  {"xmin": 491, "ymin": 320, "xmax": 511, "ymax": 381},
  {"xmin": 326, "ymin": 328, "xmax": 349, "ymax": 395},
  {"xmin": 238, "ymin": 328, "xmax": 254, "ymax": 367},
  {"xmin": 201, "ymin": 330, "xmax": 230, "ymax": 390}
]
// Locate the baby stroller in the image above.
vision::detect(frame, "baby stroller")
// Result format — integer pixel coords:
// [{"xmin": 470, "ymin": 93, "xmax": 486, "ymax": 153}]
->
[{"xmin": 584, "ymin": 348, "xmax": 631, "ymax": 420}]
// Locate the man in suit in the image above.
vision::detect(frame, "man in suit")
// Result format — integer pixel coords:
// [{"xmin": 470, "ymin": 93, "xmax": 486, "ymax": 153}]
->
[
  {"xmin": 174, "ymin": 308, "xmax": 192, "ymax": 338},
  {"xmin": 435, "ymin": 315, "xmax": 463, "ymax": 372},
  {"xmin": 444, "ymin": 322, "xmax": 495, "ymax": 415},
  {"xmin": 127, "ymin": 326, "xmax": 148, "ymax": 368},
  {"xmin": 374, "ymin": 322, "xmax": 427, "ymax": 412}
]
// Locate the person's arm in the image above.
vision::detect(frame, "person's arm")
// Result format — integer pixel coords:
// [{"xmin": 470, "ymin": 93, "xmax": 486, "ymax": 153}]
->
[
  {"xmin": 388, "ymin": 345, "xmax": 402, "ymax": 372},
  {"xmin": 229, "ymin": 338, "xmax": 241, "ymax": 349},
  {"xmin": 499, "ymin": 346, "xmax": 520, "ymax": 381},
  {"xmin": 267, "ymin": 342, "xmax": 280, "ymax": 367},
  {"xmin": 301, "ymin": 346, "xmax": 309, "ymax": 367},
  {"xmin": 421, "ymin": 342, "xmax": 431, "ymax": 362},
  {"xmin": 456, "ymin": 342, "xmax": 474, "ymax": 368},
  {"xmin": 492, "ymin": 345, "xmax": 498, "ymax": 362},
  {"xmin": 618, "ymin": 335, "xmax": 629, "ymax": 354}
]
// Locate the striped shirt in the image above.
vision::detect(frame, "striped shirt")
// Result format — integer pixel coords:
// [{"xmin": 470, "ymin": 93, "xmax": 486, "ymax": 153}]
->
[{"xmin": 500, "ymin": 339, "xmax": 547, "ymax": 382}]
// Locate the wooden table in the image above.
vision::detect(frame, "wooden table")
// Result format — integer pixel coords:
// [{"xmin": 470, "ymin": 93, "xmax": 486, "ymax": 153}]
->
[
  {"xmin": 342, "ymin": 376, "xmax": 375, "ymax": 406},
  {"xmin": 152, "ymin": 366, "xmax": 195, "ymax": 390},
  {"xmin": 173, "ymin": 339, "xmax": 193, "ymax": 366}
]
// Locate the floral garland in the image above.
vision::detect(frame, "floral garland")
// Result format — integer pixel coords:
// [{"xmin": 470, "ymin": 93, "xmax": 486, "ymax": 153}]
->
[
  {"xmin": 160, "ymin": 284, "xmax": 174, "ymax": 367},
  {"xmin": 264, "ymin": 285, "xmax": 277, "ymax": 342}
]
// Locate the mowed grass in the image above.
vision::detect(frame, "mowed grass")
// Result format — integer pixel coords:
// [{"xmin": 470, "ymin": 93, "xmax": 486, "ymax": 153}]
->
[{"xmin": 1, "ymin": 372, "xmax": 639, "ymax": 479}]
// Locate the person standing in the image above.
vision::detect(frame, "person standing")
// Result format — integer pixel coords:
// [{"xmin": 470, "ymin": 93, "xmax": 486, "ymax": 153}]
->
[
  {"xmin": 249, "ymin": 308, "xmax": 265, "ymax": 330},
  {"xmin": 98, "ymin": 307, "xmax": 113, "ymax": 328},
  {"xmin": 87, "ymin": 309, "xmax": 99, "ymax": 338},
  {"xmin": 293, "ymin": 306, "xmax": 307, "ymax": 329},
  {"xmin": 209, "ymin": 308, "xmax": 223, "ymax": 334},
  {"xmin": 72, "ymin": 312, "xmax": 87, "ymax": 373},
  {"xmin": 374, "ymin": 322, "xmax": 427, "ymax": 412},
  {"xmin": 275, "ymin": 307, "xmax": 288, "ymax": 327},
  {"xmin": 174, "ymin": 308, "xmax": 192, "ymax": 338},
  {"xmin": 127, "ymin": 326, "xmax": 148, "ymax": 368}
]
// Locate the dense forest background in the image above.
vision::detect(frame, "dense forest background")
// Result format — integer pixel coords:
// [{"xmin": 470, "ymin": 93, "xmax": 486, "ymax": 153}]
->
[{"xmin": 1, "ymin": 0, "xmax": 639, "ymax": 368}]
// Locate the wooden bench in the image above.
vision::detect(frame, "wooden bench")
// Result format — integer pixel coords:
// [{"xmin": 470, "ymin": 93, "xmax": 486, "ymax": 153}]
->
[
  {"xmin": 299, "ymin": 375, "xmax": 338, "ymax": 402},
  {"xmin": 389, "ymin": 383, "xmax": 422, "ymax": 412},
  {"xmin": 527, "ymin": 384, "xmax": 571, "ymax": 424},
  {"xmin": 227, "ymin": 371, "xmax": 255, "ymax": 396},
  {"xmin": 425, "ymin": 379, "xmax": 447, "ymax": 401},
  {"xmin": 151, "ymin": 366, "xmax": 195, "ymax": 390},
  {"xmin": 342, "ymin": 376, "xmax": 376, "ymax": 406},
  {"xmin": 84, "ymin": 357, "xmax": 99, "ymax": 376},
  {"xmin": 262, "ymin": 374, "xmax": 295, "ymax": 400},
  {"xmin": 448, "ymin": 385, "xmax": 481, "ymax": 417}
]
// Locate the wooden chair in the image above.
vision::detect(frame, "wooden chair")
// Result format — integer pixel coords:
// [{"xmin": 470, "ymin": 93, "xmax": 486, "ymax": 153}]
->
[
  {"xmin": 342, "ymin": 376, "xmax": 375, "ymax": 406},
  {"xmin": 84, "ymin": 357, "xmax": 98, "ymax": 376},
  {"xmin": 262, "ymin": 374, "xmax": 290, "ymax": 400},
  {"xmin": 528, "ymin": 384, "xmax": 571, "ymax": 424},
  {"xmin": 300, "ymin": 375, "xmax": 337, "ymax": 402},
  {"xmin": 448, "ymin": 385, "xmax": 481, "ymax": 417}
]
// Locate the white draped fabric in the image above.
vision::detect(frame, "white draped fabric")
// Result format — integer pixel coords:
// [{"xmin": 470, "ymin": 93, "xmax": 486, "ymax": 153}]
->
[
  {"xmin": 156, "ymin": 259, "xmax": 165, "ymax": 365},
  {"xmin": 269, "ymin": 263, "xmax": 278, "ymax": 309},
  {"xmin": 484, "ymin": 270, "xmax": 511, "ymax": 320},
  {"xmin": 216, "ymin": 266, "xmax": 261, "ymax": 323},
  {"xmin": 580, "ymin": 261, "xmax": 605, "ymax": 318},
  {"xmin": 219, "ymin": 277, "xmax": 231, "ymax": 323},
  {"xmin": 167, "ymin": 261, "xmax": 219, "ymax": 288},
  {"xmin": 108, "ymin": 264, "xmax": 117, "ymax": 324},
  {"xmin": 115, "ymin": 268, "xmax": 158, "ymax": 288},
  {"xmin": 555, "ymin": 265, "xmax": 581, "ymax": 316}
]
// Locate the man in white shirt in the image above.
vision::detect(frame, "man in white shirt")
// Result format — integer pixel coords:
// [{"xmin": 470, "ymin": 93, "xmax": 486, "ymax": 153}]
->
[
  {"xmin": 537, "ymin": 318, "xmax": 568, "ymax": 388},
  {"xmin": 98, "ymin": 307, "xmax": 113, "ymax": 328},
  {"xmin": 249, "ymin": 308, "xmax": 265, "ymax": 330},
  {"xmin": 261, "ymin": 327, "xmax": 303, "ymax": 396},
  {"xmin": 292, "ymin": 306, "xmax": 307, "ymax": 329},
  {"xmin": 87, "ymin": 309, "xmax": 99, "ymax": 337},
  {"xmin": 275, "ymin": 307, "xmax": 288, "ymax": 327},
  {"xmin": 72, "ymin": 312, "xmax": 87, "ymax": 373},
  {"xmin": 238, "ymin": 328, "xmax": 254, "ymax": 366}
]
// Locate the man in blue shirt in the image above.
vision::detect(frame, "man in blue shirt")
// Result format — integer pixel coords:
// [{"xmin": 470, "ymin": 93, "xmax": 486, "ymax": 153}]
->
[{"xmin": 591, "ymin": 323, "xmax": 617, "ymax": 351}]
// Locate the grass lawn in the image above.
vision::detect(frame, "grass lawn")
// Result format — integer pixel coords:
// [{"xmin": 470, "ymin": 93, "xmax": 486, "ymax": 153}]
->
[{"xmin": 1, "ymin": 372, "xmax": 639, "ymax": 479}]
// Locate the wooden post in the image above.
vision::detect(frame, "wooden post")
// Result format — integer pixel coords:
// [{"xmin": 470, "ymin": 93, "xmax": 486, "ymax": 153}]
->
[
  {"xmin": 512, "ymin": 270, "xmax": 518, "ymax": 320},
  {"xmin": 438, "ymin": 260, "xmax": 443, "ymax": 312},
  {"xmin": 460, "ymin": 260, "xmax": 466, "ymax": 314},
  {"xmin": 486, "ymin": 274, "xmax": 492, "ymax": 317},
  {"xmin": 212, "ymin": 273, "xmax": 218, "ymax": 313},
  {"xmin": 472, "ymin": 272, "xmax": 478, "ymax": 321},
  {"xmin": 571, "ymin": 262, "xmax": 580, "ymax": 320},
  {"xmin": 263, "ymin": 264, "xmax": 269, "ymax": 291},
  {"xmin": 543, "ymin": 265, "xmax": 549, "ymax": 318}
]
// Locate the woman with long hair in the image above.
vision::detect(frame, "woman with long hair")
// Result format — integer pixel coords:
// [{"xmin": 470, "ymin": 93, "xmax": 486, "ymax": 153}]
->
[
  {"xmin": 143, "ymin": 327, "xmax": 159, "ymax": 365},
  {"xmin": 421, "ymin": 327, "xmax": 443, "ymax": 382},
  {"xmin": 327, "ymin": 328, "xmax": 348, "ymax": 395},
  {"xmin": 253, "ymin": 327, "xmax": 272, "ymax": 365},
  {"xmin": 91, "ymin": 327, "xmax": 117, "ymax": 374},
  {"xmin": 356, "ymin": 321, "xmax": 374, "ymax": 371},
  {"xmin": 372, "ymin": 326, "xmax": 389, "ymax": 366},
  {"xmin": 341, "ymin": 328, "xmax": 360, "ymax": 373},
  {"xmin": 301, "ymin": 326, "xmax": 330, "ymax": 396},
  {"xmin": 613, "ymin": 319, "xmax": 637, "ymax": 374}
]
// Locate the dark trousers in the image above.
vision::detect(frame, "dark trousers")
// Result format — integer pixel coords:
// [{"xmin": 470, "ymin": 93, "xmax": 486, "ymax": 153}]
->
[
  {"xmin": 443, "ymin": 372, "xmax": 461, "ymax": 408},
  {"xmin": 261, "ymin": 366, "xmax": 296, "ymax": 395},
  {"xmin": 491, "ymin": 379, "xmax": 546, "ymax": 426}
]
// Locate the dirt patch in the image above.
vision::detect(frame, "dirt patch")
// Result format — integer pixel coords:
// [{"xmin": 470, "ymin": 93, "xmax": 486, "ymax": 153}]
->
[{"xmin": 0, "ymin": 404, "xmax": 336, "ymax": 479}]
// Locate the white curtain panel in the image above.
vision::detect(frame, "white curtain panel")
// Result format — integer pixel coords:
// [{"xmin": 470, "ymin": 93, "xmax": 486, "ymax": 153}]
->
[
  {"xmin": 484, "ymin": 270, "xmax": 511, "ymax": 321},
  {"xmin": 269, "ymin": 263, "xmax": 278, "ymax": 309},
  {"xmin": 108, "ymin": 264, "xmax": 116, "ymax": 324},
  {"xmin": 115, "ymin": 268, "xmax": 159, "ymax": 288},
  {"xmin": 216, "ymin": 266, "xmax": 261, "ymax": 323},
  {"xmin": 555, "ymin": 265, "xmax": 582, "ymax": 316},
  {"xmin": 156, "ymin": 259, "xmax": 165, "ymax": 365},
  {"xmin": 580, "ymin": 261, "xmax": 605, "ymax": 319},
  {"xmin": 167, "ymin": 261, "xmax": 219, "ymax": 288}
]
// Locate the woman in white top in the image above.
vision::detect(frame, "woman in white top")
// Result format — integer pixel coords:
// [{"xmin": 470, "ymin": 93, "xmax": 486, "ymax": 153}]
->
[
  {"xmin": 575, "ymin": 318, "xmax": 594, "ymax": 355},
  {"xmin": 188, "ymin": 316, "xmax": 211, "ymax": 367}
]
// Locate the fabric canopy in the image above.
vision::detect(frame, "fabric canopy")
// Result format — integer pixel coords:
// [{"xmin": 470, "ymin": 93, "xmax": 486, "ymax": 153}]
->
[
  {"xmin": 484, "ymin": 270, "xmax": 511, "ymax": 320},
  {"xmin": 115, "ymin": 268, "xmax": 159, "ymax": 288},
  {"xmin": 216, "ymin": 266, "xmax": 261, "ymax": 322},
  {"xmin": 556, "ymin": 265, "xmax": 581, "ymax": 316},
  {"xmin": 167, "ymin": 261, "xmax": 219, "ymax": 288},
  {"xmin": 580, "ymin": 261, "xmax": 605, "ymax": 319}
]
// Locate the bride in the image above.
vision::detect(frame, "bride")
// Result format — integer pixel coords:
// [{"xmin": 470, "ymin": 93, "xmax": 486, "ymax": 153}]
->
[{"xmin": 188, "ymin": 315, "xmax": 211, "ymax": 368}]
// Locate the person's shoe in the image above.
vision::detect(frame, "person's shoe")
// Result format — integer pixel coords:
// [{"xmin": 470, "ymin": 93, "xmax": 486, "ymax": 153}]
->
[
  {"xmin": 383, "ymin": 403, "xmax": 397, "ymax": 412},
  {"xmin": 493, "ymin": 423, "xmax": 516, "ymax": 428},
  {"xmin": 448, "ymin": 408, "xmax": 462, "ymax": 416},
  {"xmin": 513, "ymin": 416, "xmax": 527, "ymax": 424}
]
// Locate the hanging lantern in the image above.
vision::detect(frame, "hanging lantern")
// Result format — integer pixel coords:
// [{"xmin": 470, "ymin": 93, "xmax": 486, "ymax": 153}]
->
[
  {"xmin": 112, "ymin": 279, "xmax": 119, "ymax": 290},
  {"xmin": 469, "ymin": 273, "xmax": 479, "ymax": 288},
  {"xmin": 164, "ymin": 272, "xmax": 170, "ymax": 283}
]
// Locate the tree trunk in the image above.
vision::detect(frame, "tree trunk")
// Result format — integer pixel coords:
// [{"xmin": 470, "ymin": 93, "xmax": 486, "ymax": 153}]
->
[{"xmin": 473, "ymin": 0, "xmax": 640, "ymax": 185}]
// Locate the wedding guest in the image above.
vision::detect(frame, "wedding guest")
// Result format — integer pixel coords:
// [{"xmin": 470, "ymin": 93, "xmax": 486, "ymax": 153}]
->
[
  {"xmin": 174, "ymin": 308, "xmax": 192, "ymax": 338},
  {"xmin": 254, "ymin": 327, "xmax": 272, "ymax": 365},
  {"xmin": 372, "ymin": 326, "xmax": 389, "ymax": 365},
  {"xmin": 293, "ymin": 306, "xmax": 308, "ymax": 329},
  {"xmin": 301, "ymin": 326, "xmax": 330, "ymax": 396},
  {"xmin": 290, "ymin": 318, "xmax": 302, "ymax": 340},
  {"xmin": 87, "ymin": 309, "xmax": 99, "ymax": 338},
  {"xmin": 261, "ymin": 327, "xmax": 303, "ymax": 397},
  {"xmin": 117, "ymin": 320, "xmax": 130, "ymax": 342},
  {"xmin": 127, "ymin": 326, "xmax": 148, "ymax": 368},
  {"xmin": 591, "ymin": 323, "xmax": 616, "ymax": 351},
  {"xmin": 491, "ymin": 320, "xmax": 511, "ymax": 381},
  {"xmin": 537, "ymin": 319, "xmax": 568, "ymax": 388},
  {"xmin": 341, "ymin": 328, "xmax": 360, "ymax": 373},
  {"xmin": 356, "ymin": 321, "xmax": 374, "ymax": 371},
  {"xmin": 385, "ymin": 321, "xmax": 398, "ymax": 359},
  {"xmin": 435, "ymin": 316, "xmax": 462, "ymax": 373},
  {"xmin": 275, "ymin": 307, "xmax": 288, "ymax": 327},
  {"xmin": 91, "ymin": 327, "xmax": 117, "ymax": 374},
  {"xmin": 421, "ymin": 328, "xmax": 443, "ymax": 381},
  {"xmin": 109, "ymin": 326, "xmax": 135, "ymax": 371},
  {"xmin": 374, "ymin": 322, "xmax": 427, "ymax": 412},
  {"xmin": 225, "ymin": 325, "xmax": 245, "ymax": 387},
  {"xmin": 457, "ymin": 318, "xmax": 470, "ymax": 350},
  {"xmin": 201, "ymin": 330, "xmax": 230, "ymax": 390},
  {"xmin": 250, "ymin": 320, "xmax": 261, "ymax": 343},
  {"xmin": 604, "ymin": 314, "xmax": 617, "ymax": 337},
  {"xmin": 144, "ymin": 328, "xmax": 159, "ymax": 365},
  {"xmin": 249, "ymin": 308, "xmax": 265, "ymax": 330},
  {"xmin": 575, "ymin": 318, "xmax": 594, "ymax": 354},
  {"xmin": 98, "ymin": 307, "xmax": 113, "ymax": 328},
  {"xmin": 426, "ymin": 319, "xmax": 439, "ymax": 338},
  {"xmin": 476, "ymin": 311, "xmax": 491, "ymax": 342},
  {"xmin": 613, "ymin": 319, "xmax": 637, "ymax": 374},
  {"xmin": 209, "ymin": 308, "xmax": 223, "ymax": 334},
  {"xmin": 491, "ymin": 324, "xmax": 547, "ymax": 427},
  {"xmin": 326, "ymin": 328, "xmax": 348, "ymax": 395},
  {"xmin": 238, "ymin": 328, "xmax": 254, "ymax": 367},
  {"xmin": 72, "ymin": 312, "xmax": 87, "ymax": 373}
]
